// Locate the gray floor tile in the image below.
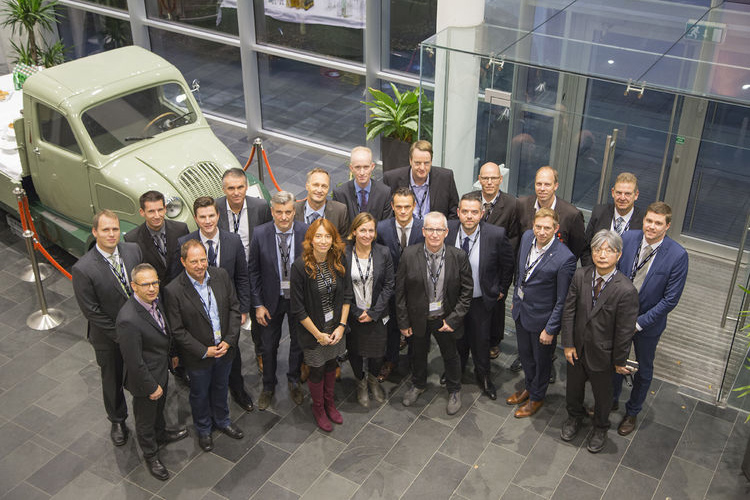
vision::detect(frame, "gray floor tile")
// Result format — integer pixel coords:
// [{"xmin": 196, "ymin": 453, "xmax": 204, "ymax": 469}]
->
[
  {"xmin": 383, "ymin": 415, "xmax": 453, "ymax": 475},
  {"xmin": 262, "ymin": 404, "xmax": 318, "ymax": 454},
  {"xmin": 422, "ymin": 385, "xmax": 480, "ymax": 428},
  {"xmin": 67, "ymin": 432, "xmax": 110, "ymax": 462},
  {"xmin": 695, "ymin": 400, "xmax": 738, "ymax": 424},
  {"xmin": 26, "ymin": 449, "xmax": 89, "ymax": 495},
  {"xmin": 36, "ymin": 397, "xmax": 108, "ymax": 448},
  {"xmin": 550, "ymin": 474, "xmax": 603, "ymax": 500},
  {"xmin": 159, "ymin": 451, "xmax": 234, "ymax": 500},
  {"xmin": 105, "ymin": 480, "xmax": 154, "ymax": 500},
  {"xmin": 401, "ymin": 452, "xmax": 470, "ymax": 500},
  {"xmin": 369, "ymin": 383, "xmax": 439, "ymax": 435},
  {"xmin": 654, "ymin": 456, "xmax": 713, "ymax": 500},
  {"xmin": 212, "ymin": 440, "xmax": 290, "ymax": 500},
  {"xmin": 251, "ymin": 482, "xmax": 299, "ymax": 500},
  {"xmin": 350, "ymin": 460, "xmax": 415, "ymax": 500},
  {"xmin": 491, "ymin": 401, "xmax": 557, "ymax": 457},
  {"xmin": 620, "ymin": 418, "xmax": 682, "ymax": 479},
  {"xmin": 565, "ymin": 429, "xmax": 629, "ymax": 489},
  {"xmin": 86, "ymin": 436, "xmax": 142, "ymax": 484},
  {"xmin": 511, "ymin": 434, "xmax": 578, "ymax": 498},
  {"xmin": 0, "ymin": 371, "xmax": 60, "ymax": 420},
  {"xmin": 49, "ymin": 470, "xmax": 116, "ymax": 500},
  {"xmin": 1, "ymin": 481, "xmax": 51, "ymax": 500},
  {"xmin": 37, "ymin": 350, "xmax": 90, "ymax": 383},
  {"xmin": 211, "ymin": 407, "xmax": 281, "ymax": 463},
  {"xmin": 0, "ymin": 440, "xmax": 55, "ymax": 491},
  {"xmin": 500, "ymin": 483, "xmax": 545, "ymax": 499},
  {"xmin": 11, "ymin": 404, "xmax": 58, "ymax": 432},
  {"xmin": 643, "ymin": 381, "xmax": 696, "ymax": 432},
  {"xmin": 35, "ymin": 375, "xmax": 93, "ymax": 417},
  {"xmin": 440, "ymin": 407, "xmax": 505, "ymax": 465},
  {"xmin": 300, "ymin": 470, "xmax": 358, "ymax": 500},
  {"xmin": 601, "ymin": 466, "xmax": 658, "ymax": 500},
  {"xmin": 674, "ymin": 409, "xmax": 734, "ymax": 470},
  {"xmin": 329, "ymin": 423, "xmax": 400, "ymax": 485},
  {"xmin": 271, "ymin": 432, "xmax": 346, "ymax": 495},
  {"xmin": 456, "ymin": 443, "xmax": 524, "ymax": 500},
  {"xmin": 0, "ymin": 421, "xmax": 34, "ymax": 455}
]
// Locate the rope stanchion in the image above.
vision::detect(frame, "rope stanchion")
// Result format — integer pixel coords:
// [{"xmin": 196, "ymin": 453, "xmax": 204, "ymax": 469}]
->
[
  {"xmin": 242, "ymin": 138, "xmax": 306, "ymax": 202},
  {"xmin": 261, "ymin": 148, "xmax": 283, "ymax": 193}
]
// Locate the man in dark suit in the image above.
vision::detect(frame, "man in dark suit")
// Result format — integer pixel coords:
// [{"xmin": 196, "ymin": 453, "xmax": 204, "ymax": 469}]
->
[
  {"xmin": 471, "ymin": 161, "xmax": 519, "ymax": 359},
  {"xmin": 446, "ymin": 194, "xmax": 514, "ymax": 400},
  {"xmin": 382, "ymin": 140, "xmax": 459, "ymax": 220},
  {"xmin": 249, "ymin": 191, "xmax": 308, "ymax": 411},
  {"xmin": 164, "ymin": 240, "xmax": 245, "ymax": 452},
  {"xmin": 560, "ymin": 230, "xmax": 639, "ymax": 453},
  {"xmin": 72, "ymin": 210, "xmax": 142, "ymax": 446},
  {"xmin": 376, "ymin": 187, "xmax": 424, "ymax": 381},
  {"xmin": 507, "ymin": 208, "xmax": 576, "ymax": 418},
  {"xmin": 580, "ymin": 172, "xmax": 642, "ymax": 266},
  {"xmin": 613, "ymin": 202, "xmax": 689, "ymax": 436},
  {"xmin": 124, "ymin": 191, "xmax": 189, "ymax": 285},
  {"xmin": 396, "ymin": 211, "xmax": 473, "ymax": 415},
  {"xmin": 332, "ymin": 146, "xmax": 393, "ymax": 222},
  {"xmin": 294, "ymin": 168, "xmax": 349, "ymax": 237},
  {"xmin": 173, "ymin": 196, "xmax": 254, "ymax": 413},
  {"xmin": 117, "ymin": 263, "xmax": 188, "ymax": 480},
  {"xmin": 216, "ymin": 167, "xmax": 272, "ymax": 372}
]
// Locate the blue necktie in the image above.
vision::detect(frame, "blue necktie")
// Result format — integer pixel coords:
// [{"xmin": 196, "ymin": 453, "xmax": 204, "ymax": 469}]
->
[
  {"xmin": 462, "ymin": 236, "xmax": 470, "ymax": 254},
  {"xmin": 207, "ymin": 240, "xmax": 216, "ymax": 267}
]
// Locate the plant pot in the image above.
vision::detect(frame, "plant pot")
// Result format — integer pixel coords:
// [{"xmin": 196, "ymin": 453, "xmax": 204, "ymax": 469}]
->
[
  {"xmin": 743, "ymin": 434, "xmax": 750, "ymax": 481},
  {"xmin": 381, "ymin": 136, "xmax": 410, "ymax": 173}
]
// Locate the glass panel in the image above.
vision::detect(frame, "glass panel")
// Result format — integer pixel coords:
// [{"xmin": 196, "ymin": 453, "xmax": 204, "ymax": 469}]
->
[
  {"xmin": 258, "ymin": 55, "xmax": 365, "ymax": 149},
  {"xmin": 253, "ymin": 0, "xmax": 364, "ymax": 62},
  {"xmin": 37, "ymin": 103, "xmax": 81, "ymax": 155},
  {"xmin": 56, "ymin": 6, "xmax": 132, "ymax": 60},
  {"xmin": 387, "ymin": 0, "xmax": 437, "ymax": 74},
  {"xmin": 145, "ymin": 0, "xmax": 239, "ymax": 36},
  {"xmin": 148, "ymin": 28, "xmax": 245, "ymax": 120},
  {"xmin": 77, "ymin": 0, "xmax": 127, "ymax": 9}
]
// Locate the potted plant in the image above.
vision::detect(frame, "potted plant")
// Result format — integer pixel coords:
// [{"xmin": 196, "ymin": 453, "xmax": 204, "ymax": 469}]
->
[
  {"xmin": 362, "ymin": 83, "xmax": 433, "ymax": 172},
  {"xmin": 731, "ymin": 285, "xmax": 750, "ymax": 480}
]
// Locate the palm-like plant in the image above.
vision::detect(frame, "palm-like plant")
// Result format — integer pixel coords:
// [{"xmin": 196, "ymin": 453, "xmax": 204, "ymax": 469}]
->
[
  {"xmin": 362, "ymin": 83, "xmax": 433, "ymax": 143},
  {"xmin": 1, "ymin": 0, "xmax": 61, "ymax": 64}
]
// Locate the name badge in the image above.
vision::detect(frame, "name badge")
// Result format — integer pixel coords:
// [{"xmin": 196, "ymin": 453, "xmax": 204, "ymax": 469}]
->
[
  {"xmin": 382, "ymin": 315, "xmax": 390, "ymax": 325},
  {"xmin": 429, "ymin": 301, "xmax": 442, "ymax": 313},
  {"xmin": 324, "ymin": 311, "xmax": 334, "ymax": 322},
  {"xmin": 517, "ymin": 288, "xmax": 524, "ymax": 300},
  {"xmin": 281, "ymin": 280, "xmax": 290, "ymax": 290},
  {"xmin": 213, "ymin": 330, "xmax": 222, "ymax": 345}
]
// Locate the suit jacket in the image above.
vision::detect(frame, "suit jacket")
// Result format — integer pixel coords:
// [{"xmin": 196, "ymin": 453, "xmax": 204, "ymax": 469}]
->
[
  {"xmin": 124, "ymin": 219, "xmax": 188, "ymax": 285},
  {"xmin": 345, "ymin": 243, "xmax": 395, "ymax": 322},
  {"xmin": 395, "ymin": 243, "xmax": 473, "ymax": 337},
  {"xmin": 72, "ymin": 242, "xmax": 143, "ymax": 348},
  {"xmin": 376, "ymin": 216, "xmax": 424, "ymax": 270},
  {"xmin": 616, "ymin": 231, "xmax": 689, "ymax": 338},
  {"xmin": 470, "ymin": 189, "xmax": 520, "ymax": 251},
  {"xmin": 172, "ymin": 229, "xmax": 251, "ymax": 313},
  {"xmin": 512, "ymin": 230, "xmax": 576, "ymax": 335},
  {"xmin": 294, "ymin": 199, "xmax": 350, "ymax": 238},
  {"xmin": 561, "ymin": 266, "xmax": 639, "ymax": 371},
  {"xmin": 382, "ymin": 166, "xmax": 459, "ymax": 219},
  {"xmin": 446, "ymin": 221, "xmax": 515, "ymax": 311},
  {"xmin": 216, "ymin": 195, "xmax": 272, "ymax": 259},
  {"xmin": 248, "ymin": 220, "xmax": 308, "ymax": 314},
  {"xmin": 580, "ymin": 203, "xmax": 643, "ymax": 266},
  {"xmin": 517, "ymin": 195, "xmax": 586, "ymax": 259},
  {"xmin": 116, "ymin": 296, "xmax": 172, "ymax": 397},
  {"xmin": 332, "ymin": 179, "xmax": 393, "ymax": 223},
  {"xmin": 163, "ymin": 267, "xmax": 241, "ymax": 370}
]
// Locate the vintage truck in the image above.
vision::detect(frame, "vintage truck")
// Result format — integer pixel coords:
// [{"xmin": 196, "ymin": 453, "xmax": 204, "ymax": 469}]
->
[{"xmin": 0, "ymin": 45, "xmax": 268, "ymax": 257}]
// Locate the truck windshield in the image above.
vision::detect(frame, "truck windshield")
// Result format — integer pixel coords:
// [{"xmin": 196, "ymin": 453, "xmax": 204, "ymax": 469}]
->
[{"xmin": 81, "ymin": 82, "xmax": 198, "ymax": 155}]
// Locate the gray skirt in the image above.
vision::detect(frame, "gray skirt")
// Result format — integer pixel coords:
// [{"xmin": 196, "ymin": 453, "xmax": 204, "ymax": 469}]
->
[{"xmin": 303, "ymin": 334, "xmax": 346, "ymax": 367}]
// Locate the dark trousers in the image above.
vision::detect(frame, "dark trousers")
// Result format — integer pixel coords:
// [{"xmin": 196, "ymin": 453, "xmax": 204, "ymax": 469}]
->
[
  {"xmin": 93, "ymin": 343, "xmax": 127, "ymax": 423},
  {"xmin": 489, "ymin": 296, "xmax": 507, "ymax": 347},
  {"xmin": 613, "ymin": 332, "xmax": 660, "ymax": 416},
  {"xmin": 187, "ymin": 353, "xmax": 233, "ymax": 435},
  {"xmin": 412, "ymin": 318, "xmax": 462, "ymax": 393},
  {"xmin": 457, "ymin": 298, "xmax": 492, "ymax": 380},
  {"xmin": 228, "ymin": 343, "xmax": 247, "ymax": 396},
  {"xmin": 260, "ymin": 298, "xmax": 303, "ymax": 392},
  {"xmin": 515, "ymin": 321, "xmax": 556, "ymax": 401},
  {"xmin": 349, "ymin": 352, "xmax": 383, "ymax": 380},
  {"xmin": 132, "ymin": 379, "xmax": 168, "ymax": 458},
  {"xmin": 250, "ymin": 321, "xmax": 263, "ymax": 356},
  {"xmin": 384, "ymin": 299, "xmax": 400, "ymax": 364},
  {"xmin": 566, "ymin": 353, "xmax": 612, "ymax": 429}
]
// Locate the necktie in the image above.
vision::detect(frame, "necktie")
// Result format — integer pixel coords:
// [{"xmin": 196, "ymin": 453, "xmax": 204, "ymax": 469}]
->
[
  {"xmin": 207, "ymin": 240, "xmax": 217, "ymax": 267},
  {"xmin": 153, "ymin": 233, "xmax": 166, "ymax": 263},
  {"xmin": 359, "ymin": 189, "xmax": 368, "ymax": 212},
  {"xmin": 108, "ymin": 255, "xmax": 130, "ymax": 296},
  {"xmin": 462, "ymin": 236, "xmax": 470, "ymax": 254},
  {"xmin": 151, "ymin": 302, "xmax": 166, "ymax": 334},
  {"xmin": 308, "ymin": 212, "xmax": 321, "ymax": 224},
  {"xmin": 593, "ymin": 277, "xmax": 603, "ymax": 303},
  {"xmin": 614, "ymin": 217, "xmax": 625, "ymax": 234},
  {"xmin": 430, "ymin": 253, "xmax": 438, "ymax": 276},
  {"xmin": 399, "ymin": 227, "xmax": 407, "ymax": 251},
  {"xmin": 278, "ymin": 233, "xmax": 290, "ymax": 277},
  {"xmin": 632, "ymin": 245, "xmax": 652, "ymax": 290}
]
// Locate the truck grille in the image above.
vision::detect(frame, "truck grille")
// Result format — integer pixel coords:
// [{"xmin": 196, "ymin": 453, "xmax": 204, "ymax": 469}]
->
[{"xmin": 177, "ymin": 161, "xmax": 225, "ymax": 201}]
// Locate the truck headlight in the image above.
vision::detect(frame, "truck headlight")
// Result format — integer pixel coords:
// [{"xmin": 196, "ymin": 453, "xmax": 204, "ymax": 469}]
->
[{"xmin": 166, "ymin": 196, "xmax": 183, "ymax": 218}]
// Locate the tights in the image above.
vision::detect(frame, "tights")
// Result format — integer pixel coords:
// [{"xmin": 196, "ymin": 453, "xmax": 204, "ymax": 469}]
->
[
  {"xmin": 308, "ymin": 359, "xmax": 338, "ymax": 383},
  {"xmin": 349, "ymin": 353, "xmax": 383, "ymax": 380}
]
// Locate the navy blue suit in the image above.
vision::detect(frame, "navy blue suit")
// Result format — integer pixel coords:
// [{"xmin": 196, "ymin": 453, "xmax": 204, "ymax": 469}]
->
[
  {"xmin": 512, "ymin": 230, "xmax": 576, "ymax": 401},
  {"xmin": 613, "ymin": 231, "xmax": 688, "ymax": 416}
]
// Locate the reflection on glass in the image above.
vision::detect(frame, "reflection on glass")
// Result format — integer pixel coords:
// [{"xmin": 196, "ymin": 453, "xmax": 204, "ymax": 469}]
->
[
  {"xmin": 387, "ymin": 0, "xmax": 436, "ymax": 74},
  {"xmin": 145, "ymin": 0, "xmax": 239, "ymax": 36},
  {"xmin": 258, "ymin": 55, "xmax": 365, "ymax": 149},
  {"xmin": 78, "ymin": 0, "xmax": 128, "ymax": 9},
  {"xmin": 55, "ymin": 6, "xmax": 132, "ymax": 60},
  {"xmin": 149, "ymin": 28, "xmax": 244, "ymax": 120}
]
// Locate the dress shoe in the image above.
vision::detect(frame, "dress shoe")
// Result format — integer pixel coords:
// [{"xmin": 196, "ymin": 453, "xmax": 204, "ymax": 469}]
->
[
  {"xmin": 439, "ymin": 372, "xmax": 446, "ymax": 385},
  {"xmin": 560, "ymin": 417, "xmax": 582, "ymax": 442},
  {"xmin": 300, "ymin": 362, "xmax": 310, "ymax": 383},
  {"xmin": 514, "ymin": 399, "xmax": 544, "ymax": 418},
  {"xmin": 218, "ymin": 423, "xmax": 244, "ymax": 440},
  {"xmin": 110, "ymin": 422, "xmax": 129, "ymax": 447},
  {"xmin": 258, "ymin": 390, "xmax": 273, "ymax": 411},
  {"xmin": 505, "ymin": 390, "xmax": 529, "ymax": 406},
  {"xmin": 157, "ymin": 427, "xmax": 188, "ymax": 444},
  {"xmin": 617, "ymin": 415, "xmax": 637, "ymax": 436},
  {"xmin": 479, "ymin": 377, "xmax": 497, "ymax": 400},
  {"xmin": 587, "ymin": 428, "xmax": 607, "ymax": 453},
  {"xmin": 446, "ymin": 391, "xmax": 462, "ymax": 415},
  {"xmin": 399, "ymin": 335, "xmax": 408, "ymax": 351},
  {"xmin": 509, "ymin": 356, "xmax": 523, "ymax": 372},
  {"xmin": 198, "ymin": 434, "xmax": 213, "ymax": 452},
  {"xmin": 402, "ymin": 385, "xmax": 425, "ymax": 407},
  {"xmin": 489, "ymin": 345, "xmax": 500, "ymax": 359},
  {"xmin": 288, "ymin": 381, "xmax": 304, "ymax": 406},
  {"xmin": 256, "ymin": 355, "xmax": 264, "ymax": 374},
  {"xmin": 230, "ymin": 390, "xmax": 254, "ymax": 412},
  {"xmin": 378, "ymin": 361, "xmax": 395, "ymax": 383},
  {"xmin": 145, "ymin": 456, "xmax": 169, "ymax": 481}
]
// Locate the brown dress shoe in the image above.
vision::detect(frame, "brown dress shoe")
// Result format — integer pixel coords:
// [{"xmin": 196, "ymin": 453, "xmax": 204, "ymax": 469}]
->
[
  {"xmin": 514, "ymin": 400, "xmax": 544, "ymax": 418},
  {"xmin": 489, "ymin": 345, "xmax": 500, "ymax": 359},
  {"xmin": 505, "ymin": 390, "xmax": 530, "ymax": 406},
  {"xmin": 378, "ymin": 361, "xmax": 395, "ymax": 383},
  {"xmin": 617, "ymin": 415, "xmax": 637, "ymax": 436}
]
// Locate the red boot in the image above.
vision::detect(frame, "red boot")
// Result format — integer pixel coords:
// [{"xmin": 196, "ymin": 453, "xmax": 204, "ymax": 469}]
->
[
  {"xmin": 323, "ymin": 369, "xmax": 343, "ymax": 425},
  {"xmin": 307, "ymin": 379, "xmax": 332, "ymax": 432}
]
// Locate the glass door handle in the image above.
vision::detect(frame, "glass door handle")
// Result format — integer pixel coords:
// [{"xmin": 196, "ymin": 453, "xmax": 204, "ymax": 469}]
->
[{"xmin": 596, "ymin": 129, "xmax": 618, "ymax": 205}]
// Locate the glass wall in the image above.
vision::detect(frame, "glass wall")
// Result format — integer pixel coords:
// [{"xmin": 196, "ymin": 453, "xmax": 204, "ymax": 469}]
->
[
  {"xmin": 386, "ymin": 0, "xmax": 437, "ymax": 74},
  {"xmin": 145, "ymin": 0, "xmax": 239, "ymax": 36},
  {"xmin": 56, "ymin": 6, "xmax": 132, "ymax": 59}
]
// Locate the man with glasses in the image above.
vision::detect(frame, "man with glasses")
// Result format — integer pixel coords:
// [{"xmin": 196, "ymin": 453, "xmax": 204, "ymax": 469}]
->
[
  {"xmin": 333, "ymin": 146, "xmax": 393, "ymax": 223},
  {"xmin": 396, "ymin": 212, "xmax": 473, "ymax": 414},
  {"xmin": 295, "ymin": 168, "xmax": 349, "ymax": 237}
]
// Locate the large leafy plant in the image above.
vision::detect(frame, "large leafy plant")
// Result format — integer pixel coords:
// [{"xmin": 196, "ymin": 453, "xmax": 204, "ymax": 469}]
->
[
  {"xmin": 1, "ymin": 0, "xmax": 64, "ymax": 67},
  {"xmin": 362, "ymin": 83, "xmax": 433, "ymax": 143}
]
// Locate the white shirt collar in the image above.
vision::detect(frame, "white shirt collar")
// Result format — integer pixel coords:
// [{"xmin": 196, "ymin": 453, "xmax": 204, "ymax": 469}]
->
[{"xmin": 534, "ymin": 196, "xmax": 557, "ymax": 211}]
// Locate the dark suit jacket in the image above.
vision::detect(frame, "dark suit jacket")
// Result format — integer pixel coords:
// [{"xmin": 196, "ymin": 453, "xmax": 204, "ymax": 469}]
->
[
  {"xmin": 345, "ymin": 243, "xmax": 395, "ymax": 322},
  {"xmin": 382, "ymin": 166, "xmax": 459, "ymax": 219},
  {"xmin": 617, "ymin": 231, "xmax": 689, "ymax": 338},
  {"xmin": 470, "ymin": 189, "xmax": 520, "ymax": 250},
  {"xmin": 375, "ymin": 217, "xmax": 424, "ymax": 270},
  {"xmin": 294, "ymin": 199, "xmax": 350, "ymax": 238},
  {"xmin": 561, "ymin": 266, "xmax": 639, "ymax": 371},
  {"xmin": 580, "ymin": 203, "xmax": 643, "ymax": 266},
  {"xmin": 512, "ymin": 230, "xmax": 576, "ymax": 335},
  {"xmin": 173, "ymin": 229, "xmax": 251, "ymax": 313},
  {"xmin": 517, "ymin": 195, "xmax": 586, "ymax": 259},
  {"xmin": 446, "ymin": 221, "xmax": 515, "ymax": 311},
  {"xmin": 72, "ymin": 242, "xmax": 143, "ymax": 349},
  {"xmin": 333, "ymin": 179, "xmax": 393, "ymax": 223},
  {"xmin": 116, "ymin": 296, "xmax": 172, "ymax": 397},
  {"xmin": 163, "ymin": 267, "xmax": 241, "ymax": 370},
  {"xmin": 248, "ymin": 220, "xmax": 307, "ymax": 314},
  {"xmin": 395, "ymin": 243, "xmax": 473, "ymax": 337},
  {"xmin": 290, "ymin": 256, "xmax": 353, "ymax": 350},
  {"xmin": 216, "ymin": 195, "xmax": 272, "ymax": 258},
  {"xmin": 124, "ymin": 219, "xmax": 188, "ymax": 285}
]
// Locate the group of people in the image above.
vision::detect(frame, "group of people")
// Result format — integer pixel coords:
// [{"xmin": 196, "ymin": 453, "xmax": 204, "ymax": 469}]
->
[{"xmin": 71, "ymin": 139, "xmax": 688, "ymax": 481}]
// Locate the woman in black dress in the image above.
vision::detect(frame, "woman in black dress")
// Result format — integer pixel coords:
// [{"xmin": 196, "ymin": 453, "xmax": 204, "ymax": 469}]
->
[{"xmin": 290, "ymin": 218, "xmax": 351, "ymax": 432}]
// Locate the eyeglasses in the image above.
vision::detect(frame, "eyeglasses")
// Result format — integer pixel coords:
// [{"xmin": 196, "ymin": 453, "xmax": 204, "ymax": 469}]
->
[
  {"xmin": 134, "ymin": 280, "xmax": 160, "ymax": 288},
  {"xmin": 479, "ymin": 176, "xmax": 501, "ymax": 182},
  {"xmin": 423, "ymin": 227, "xmax": 447, "ymax": 235},
  {"xmin": 593, "ymin": 247, "xmax": 618, "ymax": 256}
]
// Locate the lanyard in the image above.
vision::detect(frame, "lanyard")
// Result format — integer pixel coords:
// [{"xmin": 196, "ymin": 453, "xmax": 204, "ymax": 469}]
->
[
  {"xmin": 276, "ymin": 233, "xmax": 292, "ymax": 279},
  {"xmin": 630, "ymin": 244, "xmax": 658, "ymax": 280},
  {"xmin": 231, "ymin": 211, "xmax": 241, "ymax": 233},
  {"xmin": 106, "ymin": 254, "xmax": 131, "ymax": 296},
  {"xmin": 459, "ymin": 228, "xmax": 480, "ymax": 257},
  {"xmin": 353, "ymin": 249, "xmax": 373, "ymax": 305},
  {"xmin": 424, "ymin": 246, "xmax": 446, "ymax": 296},
  {"xmin": 316, "ymin": 263, "xmax": 333, "ymax": 294},
  {"xmin": 196, "ymin": 281, "xmax": 214, "ymax": 320},
  {"xmin": 592, "ymin": 269, "xmax": 617, "ymax": 307},
  {"xmin": 523, "ymin": 239, "xmax": 546, "ymax": 283},
  {"xmin": 412, "ymin": 185, "xmax": 429, "ymax": 219}
]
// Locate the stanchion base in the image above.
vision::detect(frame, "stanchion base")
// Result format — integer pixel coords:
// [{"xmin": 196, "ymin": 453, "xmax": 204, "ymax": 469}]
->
[
  {"xmin": 27, "ymin": 309, "xmax": 64, "ymax": 331},
  {"xmin": 19, "ymin": 263, "xmax": 52, "ymax": 282}
]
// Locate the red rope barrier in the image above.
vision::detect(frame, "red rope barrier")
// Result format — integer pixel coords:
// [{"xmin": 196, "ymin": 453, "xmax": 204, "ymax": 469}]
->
[{"xmin": 17, "ymin": 192, "xmax": 72, "ymax": 280}]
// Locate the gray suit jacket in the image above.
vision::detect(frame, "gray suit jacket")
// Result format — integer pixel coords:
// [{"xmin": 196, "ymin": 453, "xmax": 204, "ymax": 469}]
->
[
  {"xmin": 332, "ymin": 179, "xmax": 393, "ymax": 223},
  {"xmin": 294, "ymin": 199, "xmax": 350, "ymax": 238},
  {"xmin": 215, "ymin": 195, "xmax": 272, "ymax": 260}
]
